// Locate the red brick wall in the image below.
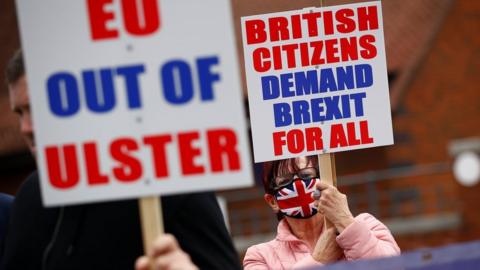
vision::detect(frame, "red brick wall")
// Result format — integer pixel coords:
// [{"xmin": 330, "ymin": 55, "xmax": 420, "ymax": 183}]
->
[
  {"xmin": 226, "ymin": 0, "xmax": 480, "ymax": 254},
  {"xmin": 341, "ymin": 0, "xmax": 480, "ymax": 250},
  {"xmin": 392, "ymin": 0, "xmax": 479, "ymax": 246}
]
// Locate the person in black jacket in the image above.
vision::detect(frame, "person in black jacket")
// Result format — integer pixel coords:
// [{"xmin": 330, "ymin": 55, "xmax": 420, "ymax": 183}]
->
[{"xmin": 1, "ymin": 49, "xmax": 241, "ymax": 270}]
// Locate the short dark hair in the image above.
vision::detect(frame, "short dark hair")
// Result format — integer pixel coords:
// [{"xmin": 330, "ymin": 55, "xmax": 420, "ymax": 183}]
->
[{"xmin": 5, "ymin": 49, "xmax": 24, "ymax": 85}]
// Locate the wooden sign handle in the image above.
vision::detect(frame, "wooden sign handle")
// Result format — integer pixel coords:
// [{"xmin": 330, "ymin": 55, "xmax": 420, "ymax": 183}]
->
[
  {"xmin": 139, "ymin": 196, "xmax": 164, "ymax": 254},
  {"xmin": 318, "ymin": 153, "xmax": 337, "ymax": 229}
]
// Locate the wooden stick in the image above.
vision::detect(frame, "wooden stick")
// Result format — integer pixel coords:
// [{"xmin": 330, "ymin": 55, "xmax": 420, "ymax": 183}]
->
[
  {"xmin": 139, "ymin": 196, "xmax": 164, "ymax": 254},
  {"xmin": 318, "ymin": 153, "xmax": 337, "ymax": 186},
  {"xmin": 318, "ymin": 153, "xmax": 337, "ymax": 228}
]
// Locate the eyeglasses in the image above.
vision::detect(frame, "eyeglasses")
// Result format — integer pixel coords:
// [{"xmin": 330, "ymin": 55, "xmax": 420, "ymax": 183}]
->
[{"xmin": 270, "ymin": 167, "xmax": 319, "ymax": 191}]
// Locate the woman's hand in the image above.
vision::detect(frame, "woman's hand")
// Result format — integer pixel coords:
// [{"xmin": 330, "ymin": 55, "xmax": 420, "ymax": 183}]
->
[
  {"xmin": 135, "ymin": 234, "xmax": 199, "ymax": 270},
  {"xmin": 314, "ymin": 182, "xmax": 355, "ymax": 233},
  {"xmin": 312, "ymin": 227, "xmax": 344, "ymax": 263}
]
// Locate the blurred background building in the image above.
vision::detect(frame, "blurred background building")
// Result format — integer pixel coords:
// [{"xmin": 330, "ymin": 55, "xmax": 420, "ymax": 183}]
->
[{"xmin": 1, "ymin": 0, "xmax": 479, "ymax": 259}]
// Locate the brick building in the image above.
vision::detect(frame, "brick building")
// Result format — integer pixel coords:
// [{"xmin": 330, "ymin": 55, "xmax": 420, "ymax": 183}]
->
[
  {"xmin": 222, "ymin": 0, "xmax": 480, "ymax": 255},
  {"xmin": 1, "ymin": 0, "xmax": 479, "ymax": 258}
]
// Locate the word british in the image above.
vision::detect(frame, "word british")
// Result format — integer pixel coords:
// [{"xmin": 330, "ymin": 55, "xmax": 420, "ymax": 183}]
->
[{"xmin": 245, "ymin": 6, "xmax": 379, "ymax": 72}]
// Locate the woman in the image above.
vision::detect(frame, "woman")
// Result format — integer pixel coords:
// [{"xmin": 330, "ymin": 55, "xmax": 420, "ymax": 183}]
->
[{"xmin": 244, "ymin": 156, "xmax": 400, "ymax": 269}]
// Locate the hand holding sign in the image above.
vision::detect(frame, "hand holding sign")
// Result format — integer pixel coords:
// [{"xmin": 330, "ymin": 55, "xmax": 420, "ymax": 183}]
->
[
  {"xmin": 135, "ymin": 234, "xmax": 198, "ymax": 270},
  {"xmin": 241, "ymin": 1, "xmax": 393, "ymax": 241},
  {"xmin": 311, "ymin": 227, "xmax": 343, "ymax": 264},
  {"xmin": 313, "ymin": 181, "xmax": 354, "ymax": 233}
]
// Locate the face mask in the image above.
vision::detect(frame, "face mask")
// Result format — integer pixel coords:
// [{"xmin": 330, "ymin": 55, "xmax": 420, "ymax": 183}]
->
[{"xmin": 274, "ymin": 178, "xmax": 319, "ymax": 219}]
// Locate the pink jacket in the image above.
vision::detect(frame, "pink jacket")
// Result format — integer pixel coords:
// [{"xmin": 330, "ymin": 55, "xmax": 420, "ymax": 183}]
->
[{"xmin": 244, "ymin": 213, "xmax": 400, "ymax": 270}]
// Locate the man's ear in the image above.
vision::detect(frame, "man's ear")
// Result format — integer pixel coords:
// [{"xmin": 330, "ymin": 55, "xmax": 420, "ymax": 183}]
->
[{"xmin": 264, "ymin": 194, "xmax": 279, "ymax": 213}]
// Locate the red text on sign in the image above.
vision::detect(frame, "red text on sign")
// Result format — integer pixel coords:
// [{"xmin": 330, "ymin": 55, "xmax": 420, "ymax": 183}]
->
[
  {"xmin": 272, "ymin": 127, "xmax": 324, "ymax": 156},
  {"xmin": 245, "ymin": 6, "xmax": 378, "ymax": 44},
  {"xmin": 44, "ymin": 128, "xmax": 241, "ymax": 189},
  {"xmin": 330, "ymin": 120, "xmax": 374, "ymax": 148},
  {"xmin": 252, "ymin": 35, "xmax": 376, "ymax": 72},
  {"xmin": 87, "ymin": 0, "xmax": 161, "ymax": 40},
  {"xmin": 271, "ymin": 120, "xmax": 375, "ymax": 156}
]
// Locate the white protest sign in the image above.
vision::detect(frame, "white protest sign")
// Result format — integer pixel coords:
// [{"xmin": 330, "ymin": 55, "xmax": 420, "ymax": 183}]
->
[
  {"xmin": 241, "ymin": 1, "xmax": 394, "ymax": 162},
  {"xmin": 16, "ymin": 0, "xmax": 252, "ymax": 206}
]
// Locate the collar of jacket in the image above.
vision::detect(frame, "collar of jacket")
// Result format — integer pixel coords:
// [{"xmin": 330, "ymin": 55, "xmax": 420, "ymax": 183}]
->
[{"xmin": 276, "ymin": 219, "xmax": 316, "ymax": 244}]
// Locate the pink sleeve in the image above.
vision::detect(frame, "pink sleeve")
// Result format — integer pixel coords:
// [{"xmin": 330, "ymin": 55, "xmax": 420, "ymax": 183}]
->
[
  {"xmin": 292, "ymin": 255, "xmax": 324, "ymax": 269},
  {"xmin": 336, "ymin": 213, "xmax": 401, "ymax": 260},
  {"xmin": 243, "ymin": 245, "xmax": 270, "ymax": 270}
]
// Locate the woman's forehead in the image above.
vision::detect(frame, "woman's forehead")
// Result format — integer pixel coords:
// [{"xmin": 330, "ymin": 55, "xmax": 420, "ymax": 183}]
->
[
  {"xmin": 283, "ymin": 157, "xmax": 311, "ymax": 172},
  {"xmin": 295, "ymin": 157, "xmax": 310, "ymax": 168}
]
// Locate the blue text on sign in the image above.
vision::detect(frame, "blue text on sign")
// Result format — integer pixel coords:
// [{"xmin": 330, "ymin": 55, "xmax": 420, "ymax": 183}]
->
[{"xmin": 46, "ymin": 56, "xmax": 221, "ymax": 117}]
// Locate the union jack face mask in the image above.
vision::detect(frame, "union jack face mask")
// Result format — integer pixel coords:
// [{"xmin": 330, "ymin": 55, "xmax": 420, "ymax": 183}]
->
[{"xmin": 274, "ymin": 178, "xmax": 320, "ymax": 219}]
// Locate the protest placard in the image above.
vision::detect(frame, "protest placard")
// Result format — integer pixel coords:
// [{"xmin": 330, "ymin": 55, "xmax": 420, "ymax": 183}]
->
[
  {"xmin": 16, "ymin": 0, "xmax": 252, "ymax": 207},
  {"xmin": 241, "ymin": 1, "xmax": 393, "ymax": 162}
]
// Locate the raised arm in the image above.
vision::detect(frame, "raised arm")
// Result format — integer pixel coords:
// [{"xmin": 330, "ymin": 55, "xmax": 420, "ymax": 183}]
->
[{"xmin": 336, "ymin": 213, "xmax": 401, "ymax": 260}]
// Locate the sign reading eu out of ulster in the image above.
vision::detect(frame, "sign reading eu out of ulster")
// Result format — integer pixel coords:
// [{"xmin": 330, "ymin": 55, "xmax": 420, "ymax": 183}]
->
[
  {"xmin": 241, "ymin": 1, "xmax": 394, "ymax": 162},
  {"xmin": 16, "ymin": 0, "xmax": 252, "ymax": 206}
]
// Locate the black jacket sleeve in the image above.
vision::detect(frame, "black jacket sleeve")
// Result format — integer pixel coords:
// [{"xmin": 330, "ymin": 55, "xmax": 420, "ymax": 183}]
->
[
  {"xmin": 2, "ymin": 171, "xmax": 241, "ymax": 270},
  {"xmin": 163, "ymin": 193, "xmax": 241, "ymax": 270},
  {"xmin": 0, "ymin": 193, "xmax": 14, "ymax": 264},
  {"xmin": 1, "ymin": 172, "xmax": 60, "ymax": 270}
]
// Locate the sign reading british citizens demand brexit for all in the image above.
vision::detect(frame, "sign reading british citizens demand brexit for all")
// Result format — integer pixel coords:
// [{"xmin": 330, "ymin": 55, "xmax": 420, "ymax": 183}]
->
[
  {"xmin": 241, "ymin": 1, "xmax": 394, "ymax": 162},
  {"xmin": 16, "ymin": 0, "xmax": 252, "ymax": 206}
]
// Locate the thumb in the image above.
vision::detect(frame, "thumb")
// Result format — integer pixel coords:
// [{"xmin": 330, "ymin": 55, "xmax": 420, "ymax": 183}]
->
[
  {"xmin": 316, "ymin": 181, "xmax": 330, "ymax": 191},
  {"xmin": 135, "ymin": 256, "xmax": 150, "ymax": 270}
]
